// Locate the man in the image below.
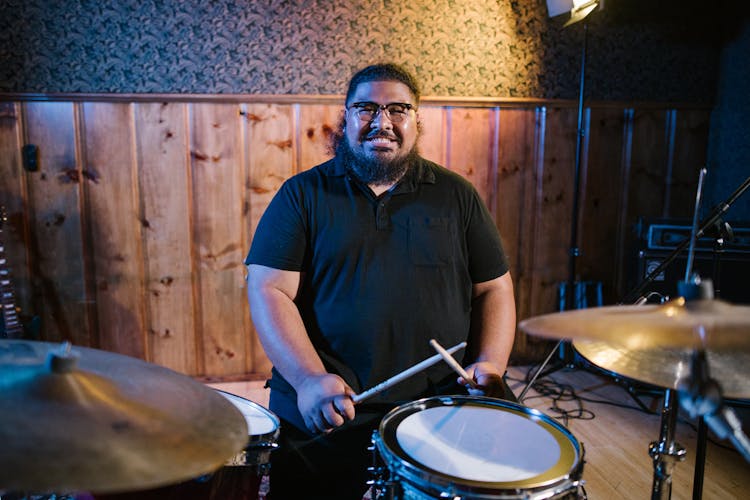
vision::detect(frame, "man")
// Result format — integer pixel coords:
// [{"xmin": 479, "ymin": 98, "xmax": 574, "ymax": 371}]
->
[{"xmin": 245, "ymin": 63, "xmax": 516, "ymax": 499}]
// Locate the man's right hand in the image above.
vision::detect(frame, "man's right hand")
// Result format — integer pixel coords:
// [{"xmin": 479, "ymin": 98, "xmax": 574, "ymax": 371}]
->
[{"xmin": 297, "ymin": 373, "xmax": 356, "ymax": 434}]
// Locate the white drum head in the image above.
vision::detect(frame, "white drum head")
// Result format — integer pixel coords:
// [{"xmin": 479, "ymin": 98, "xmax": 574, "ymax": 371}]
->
[
  {"xmin": 216, "ymin": 390, "xmax": 279, "ymax": 437},
  {"xmin": 397, "ymin": 405, "xmax": 560, "ymax": 482},
  {"xmin": 377, "ymin": 396, "xmax": 583, "ymax": 492}
]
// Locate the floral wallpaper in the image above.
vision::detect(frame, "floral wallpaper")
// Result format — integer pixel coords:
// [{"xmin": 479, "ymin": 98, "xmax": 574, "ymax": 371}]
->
[{"xmin": 0, "ymin": 0, "xmax": 726, "ymax": 102}]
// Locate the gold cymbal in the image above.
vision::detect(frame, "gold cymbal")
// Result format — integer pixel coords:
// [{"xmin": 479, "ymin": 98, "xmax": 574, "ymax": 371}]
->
[
  {"xmin": 0, "ymin": 340, "xmax": 248, "ymax": 495},
  {"xmin": 574, "ymin": 340, "xmax": 750, "ymax": 398},
  {"xmin": 518, "ymin": 298, "xmax": 750, "ymax": 351}
]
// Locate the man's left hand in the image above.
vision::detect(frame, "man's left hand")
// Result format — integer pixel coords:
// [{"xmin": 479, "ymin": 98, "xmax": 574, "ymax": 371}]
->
[{"xmin": 460, "ymin": 361, "xmax": 507, "ymax": 398}]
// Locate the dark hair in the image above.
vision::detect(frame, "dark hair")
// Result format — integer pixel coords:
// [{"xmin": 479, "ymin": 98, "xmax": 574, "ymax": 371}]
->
[{"xmin": 344, "ymin": 63, "xmax": 421, "ymax": 106}]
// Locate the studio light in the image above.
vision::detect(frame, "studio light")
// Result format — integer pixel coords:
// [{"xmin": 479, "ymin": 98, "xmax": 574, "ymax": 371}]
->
[{"xmin": 546, "ymin": 0, "xmax": 602, "ymax": 26}]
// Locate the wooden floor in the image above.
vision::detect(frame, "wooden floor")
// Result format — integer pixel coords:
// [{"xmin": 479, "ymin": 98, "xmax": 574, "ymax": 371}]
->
[{"xmin": 209, "ymin": 365, "xmax": 750, "ymax": 500}]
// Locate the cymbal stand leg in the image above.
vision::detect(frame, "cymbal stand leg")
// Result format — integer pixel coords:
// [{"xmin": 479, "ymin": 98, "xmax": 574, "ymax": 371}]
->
[
  {"xmin": 692, "ymin": 417, "xmax": 708, "ymax": 500},
  {"xmin": 518, "ymin": 339, "xmax": 563, "ymax": 401},
  {"xmin": 650, "ymin": 389, "xmax": 687, "ymax": 500}
]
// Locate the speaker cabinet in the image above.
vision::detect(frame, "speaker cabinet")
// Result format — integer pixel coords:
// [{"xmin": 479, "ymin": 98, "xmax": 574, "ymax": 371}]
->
[{"xmin": 637, "ymin": 250, "xmax": 750, "ymax": 304}]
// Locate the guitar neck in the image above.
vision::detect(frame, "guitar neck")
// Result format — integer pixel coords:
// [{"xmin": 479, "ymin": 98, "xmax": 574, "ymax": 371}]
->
[{"xmin": 0, "ymin": 212, "xmax": 24, "ymax": 339}]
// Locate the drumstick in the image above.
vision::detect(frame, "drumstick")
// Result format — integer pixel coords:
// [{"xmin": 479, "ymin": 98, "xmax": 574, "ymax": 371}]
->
[
  {"xmin": 351, "ymin": 341, "xmax": 466, "ymax": 404},
  {"xmin": 429, "ymin": 338, "xmax": 478, "ymax": 389}
]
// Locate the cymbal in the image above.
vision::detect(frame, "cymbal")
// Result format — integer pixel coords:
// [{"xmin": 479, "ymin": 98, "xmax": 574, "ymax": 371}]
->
[
  {"xmin": 518, "ymin": 298, "xmax": 750, "ymax": 351},
  {"xmin": 0, "ymin": 340, "xmax": 248, "ymax": 494},
  {"xmin": 574, "ymin": 340, "xmax": 750, "ymax": 398}
]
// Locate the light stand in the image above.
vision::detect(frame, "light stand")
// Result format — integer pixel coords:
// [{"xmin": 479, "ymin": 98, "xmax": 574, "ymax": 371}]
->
[{"xmin": 520, "ymin": 1, "xmax": 600, "ymax": 400}]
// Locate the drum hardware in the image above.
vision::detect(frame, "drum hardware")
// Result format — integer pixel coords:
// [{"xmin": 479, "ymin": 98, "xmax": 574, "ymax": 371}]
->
[
  {"xmin": 648, "ymin": 389, "xmax": 686, "ymax": 500},
  {"xmin": 0, "ymin": 339, "xmax": 248, "ymax": 496},
  {"xmin": 367, "ymin": 433, "xmax": 397, "ymax": 500},
  {"xmin": 214, "ymin": 390, "xmax": 280, "ymax": 475}
]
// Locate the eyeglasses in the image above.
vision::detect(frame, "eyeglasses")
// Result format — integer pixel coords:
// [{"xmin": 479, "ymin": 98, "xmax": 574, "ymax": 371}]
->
[{"xmin": 347, "ymin": 102, "xmax": 415, "ymax": 123}]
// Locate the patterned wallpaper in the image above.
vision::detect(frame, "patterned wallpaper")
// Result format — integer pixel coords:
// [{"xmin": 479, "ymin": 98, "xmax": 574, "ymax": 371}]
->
[
  {"xmin": 0, "ymin": 0, "xmax": 747, "ymax": 219},
  {"xmin": 0, "ymin": 0, "xmax": 726, "ymax": 102}
]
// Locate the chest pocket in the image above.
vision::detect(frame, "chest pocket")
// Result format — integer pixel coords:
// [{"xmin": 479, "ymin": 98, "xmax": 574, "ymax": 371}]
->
[{"xmin": 408, "ymin": 216, "xmax": 457, "ymax": 266}]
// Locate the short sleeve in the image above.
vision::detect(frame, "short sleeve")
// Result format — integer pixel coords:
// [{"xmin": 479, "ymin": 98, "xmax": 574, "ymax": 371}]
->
[{"xmin": 244, "ymin": 179, "xmax": 308, "ymax": 271}]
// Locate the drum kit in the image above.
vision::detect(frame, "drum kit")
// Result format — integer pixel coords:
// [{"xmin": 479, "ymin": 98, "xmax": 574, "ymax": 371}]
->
[{"xmin": 2, "ymin": 291, "xmax": 750, "ymax": 500}]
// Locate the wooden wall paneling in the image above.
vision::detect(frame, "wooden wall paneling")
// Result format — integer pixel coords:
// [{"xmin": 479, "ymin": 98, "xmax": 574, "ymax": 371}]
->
[
  {"xmin": 297, "ymin": 104, "xmax": 340, "ymax": 172},
  {"xmin": 190, "ymin": 103, "xmax": 248, "ymax": 377},
  {"xmin": 496, "ymin": 108, "xmax": 538, "ymax": 355},
  {"xmin": 626, "ymin": 109, "xmax": 670, "ymax": 228},
  {"xmin": 134, "ymin": 102, "xmax": 197, "ymax": 375},
  {"xmin": 23, "ymin": 102, "xmax": 90, "ymax": 345},
  {"xmin": 668, "ymin": 109, "xmax": 710, "ymax": 218},
  {"xmin": 579, "ymin": 107, "xmax": 627, "ymax": 305},
  {"xmin": 243, "ymin": 102, "xmax": 296, "ymax": 374},
  {"xmin": 82, "ymin": 102, "xmax": 145, "ymax": 357},
  {"xmin": 619, "ymin": 109, "xmax": 671, "ymax": 300},
  {"xmin": 0, "ymin": 102, "xmax": 34, "ymax": 330},
  {"xmin": 529, "ymin": 106, "xmax": 578, "ymax": 317},
  {"xmin": 446, "ymin": 107, "xmax": 497, "ymax": 208},
  {"xmin": 416, "ymin": 105, "xmax": 446, "ymax": 166},
  {"xmin": 614, "ymin": 109, "xmax": 635, "ymax": 300}
]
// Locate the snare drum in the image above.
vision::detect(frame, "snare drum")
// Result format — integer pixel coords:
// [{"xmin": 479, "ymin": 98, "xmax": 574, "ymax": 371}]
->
[
  {"xmin": 370, "ymin": 396, "xmax": 585, "ymax": 500},
  {"xmin": 206, "ymin": 390, "xmax": 280, "ymax": 499}
]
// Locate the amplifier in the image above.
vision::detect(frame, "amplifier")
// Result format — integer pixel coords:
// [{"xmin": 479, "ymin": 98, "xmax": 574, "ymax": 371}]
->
[
  {"xmin": 637, "ymin": 218, "xmax": 750, "ymax": 253},
  {"xmin": 634, "ymin": 218, "xmax": 750, "ymax": 304},
  {"xmin": 637, "ymin": 250, "xmax": 750, "ymax": 304}
]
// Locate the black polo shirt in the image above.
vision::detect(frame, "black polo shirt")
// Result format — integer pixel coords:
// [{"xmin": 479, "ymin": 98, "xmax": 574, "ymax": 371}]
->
[{"xmin": 245, "ymin": 155, "xmax": 508, "ymax": 424}]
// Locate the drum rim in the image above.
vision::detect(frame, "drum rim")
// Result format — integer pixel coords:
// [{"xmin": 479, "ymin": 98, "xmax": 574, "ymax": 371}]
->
[
  {"xmin": 214, "ymin": 389, "xmax": 280, "ymax": 443},
  {"xmin": 376, "ymin": 395, "xmax": 583, "ymax": 492}
]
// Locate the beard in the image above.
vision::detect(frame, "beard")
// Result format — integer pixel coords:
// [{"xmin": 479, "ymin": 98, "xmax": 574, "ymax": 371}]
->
[{"xmin": 336, "ymin": 133, "xmax": 419, "ymax": 186}]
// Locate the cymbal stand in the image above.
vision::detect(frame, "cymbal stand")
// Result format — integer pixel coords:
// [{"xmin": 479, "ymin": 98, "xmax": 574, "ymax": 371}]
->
[
  {"xmin": 649, "ymin": 388, "xmax": 686, "ymax": 500},
  {"xmin": 648, "ymin": 168, "xmax": 707, "ymax": 500}
]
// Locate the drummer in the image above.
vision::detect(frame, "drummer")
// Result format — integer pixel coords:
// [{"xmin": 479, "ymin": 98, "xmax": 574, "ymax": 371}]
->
[{"xmin": 245, "ymin": 62, "xmax": 516, "ymax": 499}]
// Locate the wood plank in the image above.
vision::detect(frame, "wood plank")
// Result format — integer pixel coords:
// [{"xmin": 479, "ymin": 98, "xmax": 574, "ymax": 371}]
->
[
  {"xmin": 82, "ymin": 102, "xmax": 145, "ymax": 357},
  {"xmin": 190, "ymin": 103, "xmax": 248, "ymax": 377},
  {"xmin": 626, "ymin": 109, "xmax": 670, "ymax": 225},
  {"xmin": 528, "ymin": 107, "xmax": 578, "ymax": 317},
  {"xmin": 446, "ymin": 107, "xmax": 497, "ymax": 207},
  {"xmin": 243, "ymin": 102, "xmax": 295, "ymax": 375},
  {"xmin": 496, "ymin": 108, "xmax": 538, "ymax": 355},
  {"xmin": 416, "ymin": 105, "xmax": 446, "ymax": 166},
  {"xmin": 669, "ymin": 109, "xmax": 710, "ymax": 218},
  {"xmin": 22, "ymin": 101, "xmax": 90, "ymax": 345},
  {"xmin": 297, "ymin": 104, "xmax": 340, "ymax": 171},
  {"xmin": 134, "ymin": 102, "xmax": 197, "ymax": 374},
  {"xmin": 579, "ymin": 107, "xmax": 627, "ymax": 305}
]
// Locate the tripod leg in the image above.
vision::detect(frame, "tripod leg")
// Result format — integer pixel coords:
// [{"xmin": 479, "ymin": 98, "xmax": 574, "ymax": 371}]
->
[{"xmin": 518, "ymin": 339, "xmax": 563, "ymax": 401}]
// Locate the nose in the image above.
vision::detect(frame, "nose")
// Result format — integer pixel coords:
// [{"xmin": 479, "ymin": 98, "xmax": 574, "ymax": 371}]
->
[{"xmin": 370, "ymin": 109, "xmax": 393, "ymax": 130}]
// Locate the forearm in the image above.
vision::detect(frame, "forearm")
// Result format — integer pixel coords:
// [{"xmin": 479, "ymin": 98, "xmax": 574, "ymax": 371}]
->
[
  {"xmin": 246, "ymin": 265, "xmax": 326, "ymax": 390},
  {"xmin": 247, "ymin": 264, "xmax": 356, "ymax": 432},
  {"xmin": 470, "ymin": 272, "xmax": 516, "ymax": 374}
]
